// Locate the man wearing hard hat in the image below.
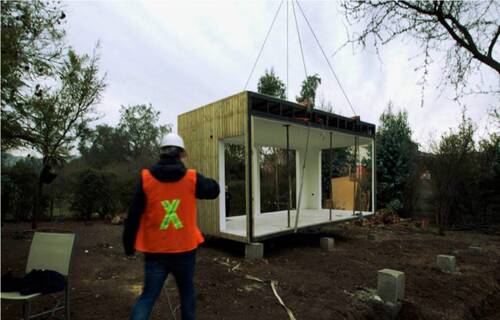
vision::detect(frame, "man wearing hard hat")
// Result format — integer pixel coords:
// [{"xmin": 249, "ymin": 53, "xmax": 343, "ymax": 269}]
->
[{"xmin": 123, "ymin": 133, "xmax": 220, "ymax": 320}]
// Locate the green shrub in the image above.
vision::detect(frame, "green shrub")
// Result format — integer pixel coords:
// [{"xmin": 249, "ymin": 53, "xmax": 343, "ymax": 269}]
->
[{"xmin": 70, "ymin": 168, "xmax": 116, "ymax": 220}]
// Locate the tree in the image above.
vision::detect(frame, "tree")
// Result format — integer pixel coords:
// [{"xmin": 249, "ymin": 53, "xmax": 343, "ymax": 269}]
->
[
  {"xmin": 70, "ymin": 168, "xmax": 116, "ymax": 220},
  {"xmin": 1, "ymin": 156, "xmax": 42, "ymax": 222},
  {"xmin": 296, "ymin": 74, "xmax": 322, "ymax": 107},
  {"xmin": 118, "ymin": 104, "xmax": 171, "ymax": 160},
  {"xmin": 7, "ymin": 49, "xmax": 106, "ymax": 228},
  {"xmin": 1, "ymin": 0, "xmax": 107, "ymax": 228},
  {"xmin": 257, "ymin": 68, "xmax": 287, "ymax": 99},
  {"xmin": 1, "ymin": 0, "xmax": 66, "ymax": 150},
  {"xmin": 340, "ymin": 1, "xmax": 500, "ymax": 96},
  {"xmin": 474, "ymin": 133, "xmax": 500, "ymax": 223},
  {"xmin": 20, "ymin": 50, "xmax": 106, "ymax": 164},
  {"xmin": 428, "ymin": 112, "xmax": 475, "ymax": 234},
  {"xmin": 79, "ymin": 124, "xmax": 129, "ymax": 168},
  {"xmin": 376, "ymin": 103, "xmax": 419, "ymax": 214}
]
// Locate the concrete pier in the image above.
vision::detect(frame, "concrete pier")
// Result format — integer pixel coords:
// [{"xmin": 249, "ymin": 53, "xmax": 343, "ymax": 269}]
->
[{"xmin": 377, "ymin": 269, "xmax": 405, "ymax": 304}]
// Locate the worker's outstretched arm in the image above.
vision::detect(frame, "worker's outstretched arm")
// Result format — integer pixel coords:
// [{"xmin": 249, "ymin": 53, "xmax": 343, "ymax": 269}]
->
[
  {"xmin": 195, "ymin": 172, "xmax": 220, "ymax": 199},
  {"xmin": 123, "ymin": 178, "xmax": 146, "ymax": 255}
]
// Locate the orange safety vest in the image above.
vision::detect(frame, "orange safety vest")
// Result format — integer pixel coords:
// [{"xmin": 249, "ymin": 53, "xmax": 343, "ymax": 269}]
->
[{"xmin": 135, "ymin": 169, "xmax": 204, "ymax": 253}]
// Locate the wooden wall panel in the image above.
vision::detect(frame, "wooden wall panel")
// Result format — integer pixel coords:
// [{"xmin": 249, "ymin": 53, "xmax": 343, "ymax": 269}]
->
[{"xmin": 178, "ymin": 91, "xmax": 248, "ymax": 237}]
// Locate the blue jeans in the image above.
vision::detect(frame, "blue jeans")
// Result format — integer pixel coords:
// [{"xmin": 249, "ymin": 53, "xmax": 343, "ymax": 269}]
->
[{"xmin": 130, "ymin": 250, "xmax": 196, "ymax": 320}]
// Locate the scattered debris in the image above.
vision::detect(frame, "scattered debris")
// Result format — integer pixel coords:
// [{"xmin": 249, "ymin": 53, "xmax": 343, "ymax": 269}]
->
[
  {"xmin": 242, "ymin": 283, "xmax": 263, "ymax": 292},
  {"xmin": 216, "ymin": 256, "xmax": 297, "ymax": 319},
  {"xmin": 98, "ymin": 242, "xmax": 114, "ymax": 249},
  {"xmin": 469, "ymin": 246, "xmax": 482, "ymax": 255},
  {"xmin": 357, "ymin": 209, "xmax": 401, "ymax": 227},
  {"xmin": 214, "ymin": 257, "xmax": 242, "ymax": 273},
  {"xmin": 111, "ymin": 215, "xmax": 125, "ymax": 225},
  {"xmin": 271, "ymin": 281, "xmax": 296, "ymax": 320},
  {"xmin": 231, "ymin": 262, "xmax": 241, "ymax": 272},
  {"xmin": 355, "ymin": 287, "xmax": 382, "ymax": 303},
  {"xmin": 245, "ymin": 275, "xmax": 265, "ymax": 283},
  {"xmin": 124, "ymin": 284, "xmax": 143, "ymax": 295}
]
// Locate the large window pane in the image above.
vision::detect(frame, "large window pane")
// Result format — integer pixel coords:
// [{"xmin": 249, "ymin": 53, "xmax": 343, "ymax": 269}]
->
[
  {"xmin": 356, "ymin": 140, "xmax": 373, "ymax": 212},
  {"xmin": 224, "ymin": 143, "xmax": 245, "ymax": 217},
  {"xmin": 259, "ymin": 146, "xmax": 296, "ymax": 213},
  {"xmin": 322, "ymin": 145, "xmax": 356, "ymax": 210}
]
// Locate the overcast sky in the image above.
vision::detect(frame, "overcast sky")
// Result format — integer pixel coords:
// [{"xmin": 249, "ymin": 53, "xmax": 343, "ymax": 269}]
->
[{"xmin": 64, "ymin": 0, "xmax": 499, "ymax": 149}]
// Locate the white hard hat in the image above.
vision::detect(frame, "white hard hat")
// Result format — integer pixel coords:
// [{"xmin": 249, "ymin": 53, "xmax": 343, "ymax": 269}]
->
[{"xmin": 161, "ymin": 133, "xmax": 185, "ymax": 149}]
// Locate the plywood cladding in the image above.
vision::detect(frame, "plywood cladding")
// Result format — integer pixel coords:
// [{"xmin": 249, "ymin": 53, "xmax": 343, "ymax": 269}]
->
[{"xmin": 178, "ymin": 91, "xmax": 248, "ymax": 237}]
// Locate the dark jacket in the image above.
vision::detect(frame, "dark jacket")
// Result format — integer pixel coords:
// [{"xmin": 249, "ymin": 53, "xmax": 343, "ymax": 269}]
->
[{"xmin": 122, "ymin": 158, "xmax": 220, "ymax": 255}]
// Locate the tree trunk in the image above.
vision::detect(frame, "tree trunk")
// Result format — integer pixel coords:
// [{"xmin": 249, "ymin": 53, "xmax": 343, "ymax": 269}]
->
[
  {"xmin": 436, "ymin": 199, "xmax": 444, "ymax": 235},
  {"xmin": 32, "ymin": 180, "xmax": 42, "ymax": 229},
  {"xmin": 32, "ymin": 158, "xmax": 48, "ymax": 229},
  {"xmin": 50, "ymin": 198, "xmax": 54, "ymax": 221}
]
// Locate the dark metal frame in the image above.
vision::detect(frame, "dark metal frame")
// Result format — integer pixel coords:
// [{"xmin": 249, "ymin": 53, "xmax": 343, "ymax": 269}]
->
[
  {"xmin": 247, "ymin": 91, "xmax": 376, "ymax": 138},
  {"xmin": 329, "ymin": 131, "xmax": 333, "ymax": 221},
  {"xmin": 285, "ymin": 124, "xmax": 291, "ymax": 228},
  {"xmin": 352, "ymin": 135, "xmax": 358, "ymax": 215},
  {"xmin": 246, "ymin": 94, "xmax": 254, "ymax": 243}
]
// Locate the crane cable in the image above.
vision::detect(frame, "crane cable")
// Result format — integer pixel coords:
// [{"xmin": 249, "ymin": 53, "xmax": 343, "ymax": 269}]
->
[
  {"xmin": 286, "ymin": 0, "xmax": 289, "ymax": 99},
  {"xmin": 291, "ymin": 0, "xmax": 308, "ymax": 80},
  {"xmin": 295, "ymin": 0, "xmax": 357, "ymax": 116},
  {"xmin": 244, "ymin": 0, "xmax": 284, "ymax": 90},
  {"xmin": 242, "ymin": 0, "xmax": 357, "ymax": 232},
  {"xmin": 291, "ymin": 0, "xmax": 311, "ymax": 233},
  {"xmin": 295, "ymin": 0, "xmax": 360, "ymax": 216}
]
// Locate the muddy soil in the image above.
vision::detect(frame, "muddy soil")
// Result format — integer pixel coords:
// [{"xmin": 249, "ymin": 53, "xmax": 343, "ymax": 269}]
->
[{"xmin": 2, "ymin": 221, "xmax": 499, "ymax": 320}]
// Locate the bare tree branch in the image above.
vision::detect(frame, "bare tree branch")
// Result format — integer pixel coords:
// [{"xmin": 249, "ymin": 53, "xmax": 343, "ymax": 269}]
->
[
  {"xmin": 488, "ymin": 26, "xmax": 500, "ymax": 58},
  {"xmin": 339, "ymin": 0, "xmax": 500, "ymax": 101}
]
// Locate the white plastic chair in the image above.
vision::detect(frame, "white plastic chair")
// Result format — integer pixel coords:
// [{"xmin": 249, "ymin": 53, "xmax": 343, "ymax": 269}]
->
[{"xmin": 1, "ymin": 232, "xmax": 76, "ymax": 320}]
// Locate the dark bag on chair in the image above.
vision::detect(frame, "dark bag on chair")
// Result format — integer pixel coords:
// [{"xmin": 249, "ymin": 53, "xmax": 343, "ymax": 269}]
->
[{"xmin": 19, "ymin": 270, "xmax": 67, "ymax": 295}]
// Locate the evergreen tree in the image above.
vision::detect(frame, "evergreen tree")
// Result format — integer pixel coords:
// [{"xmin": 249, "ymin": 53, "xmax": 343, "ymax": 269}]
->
[
  {"xmin": 376, "ymin": 102, "xmax": 418, "ymax": 213},
  {"xmin": 296, "ymin": 74, "xmax": 321, "ymax": 107},
  {"xmin": 257, "ymin": 67, "xmax": 286, "ymax": 99}
]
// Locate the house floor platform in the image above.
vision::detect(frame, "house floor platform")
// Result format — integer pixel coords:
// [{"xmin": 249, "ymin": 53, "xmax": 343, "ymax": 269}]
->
[{"xmin": 222, "ymin": 209, "xmax": 373, "ymax": 241}]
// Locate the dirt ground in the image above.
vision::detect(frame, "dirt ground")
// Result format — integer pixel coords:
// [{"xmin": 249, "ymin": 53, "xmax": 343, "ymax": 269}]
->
[{"xmin": 2, "ymin": 220, "xmax": 500, "ymax": 320}]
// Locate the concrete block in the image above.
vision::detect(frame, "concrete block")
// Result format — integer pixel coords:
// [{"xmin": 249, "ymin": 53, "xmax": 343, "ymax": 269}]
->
[
  {"xmin": 377, "ymin": 269, "xmax": 405, "ymax": 303},
  {"xmin": 320, "ymin": 237, "xmax": 335, "ymax": 252},
  {"xmin": 382, "ymin": 301, "xmax": 402, "ymax": 320},
  {"xmin": 245, "ymin": 242, "xmax": 264, "ymax": 260},
  {"xmin": 437, "ymin": 255, "xmax": 456, "ymax": 273}
]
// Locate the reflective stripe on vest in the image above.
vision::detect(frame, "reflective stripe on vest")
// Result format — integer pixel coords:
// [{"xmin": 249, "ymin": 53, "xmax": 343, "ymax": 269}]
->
[
  {"xmin": 134, "ymin": 169, "xmax": 204, "ymax": 253},
  {"xmin": 160, "ymin": 199, "xmax": 183, "ymax": 230}
]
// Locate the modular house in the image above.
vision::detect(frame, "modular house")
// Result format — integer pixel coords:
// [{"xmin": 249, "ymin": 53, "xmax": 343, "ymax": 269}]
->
[{"xmin": 178, "ymin": 91, "xmax": 376, "ymax": 243}]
